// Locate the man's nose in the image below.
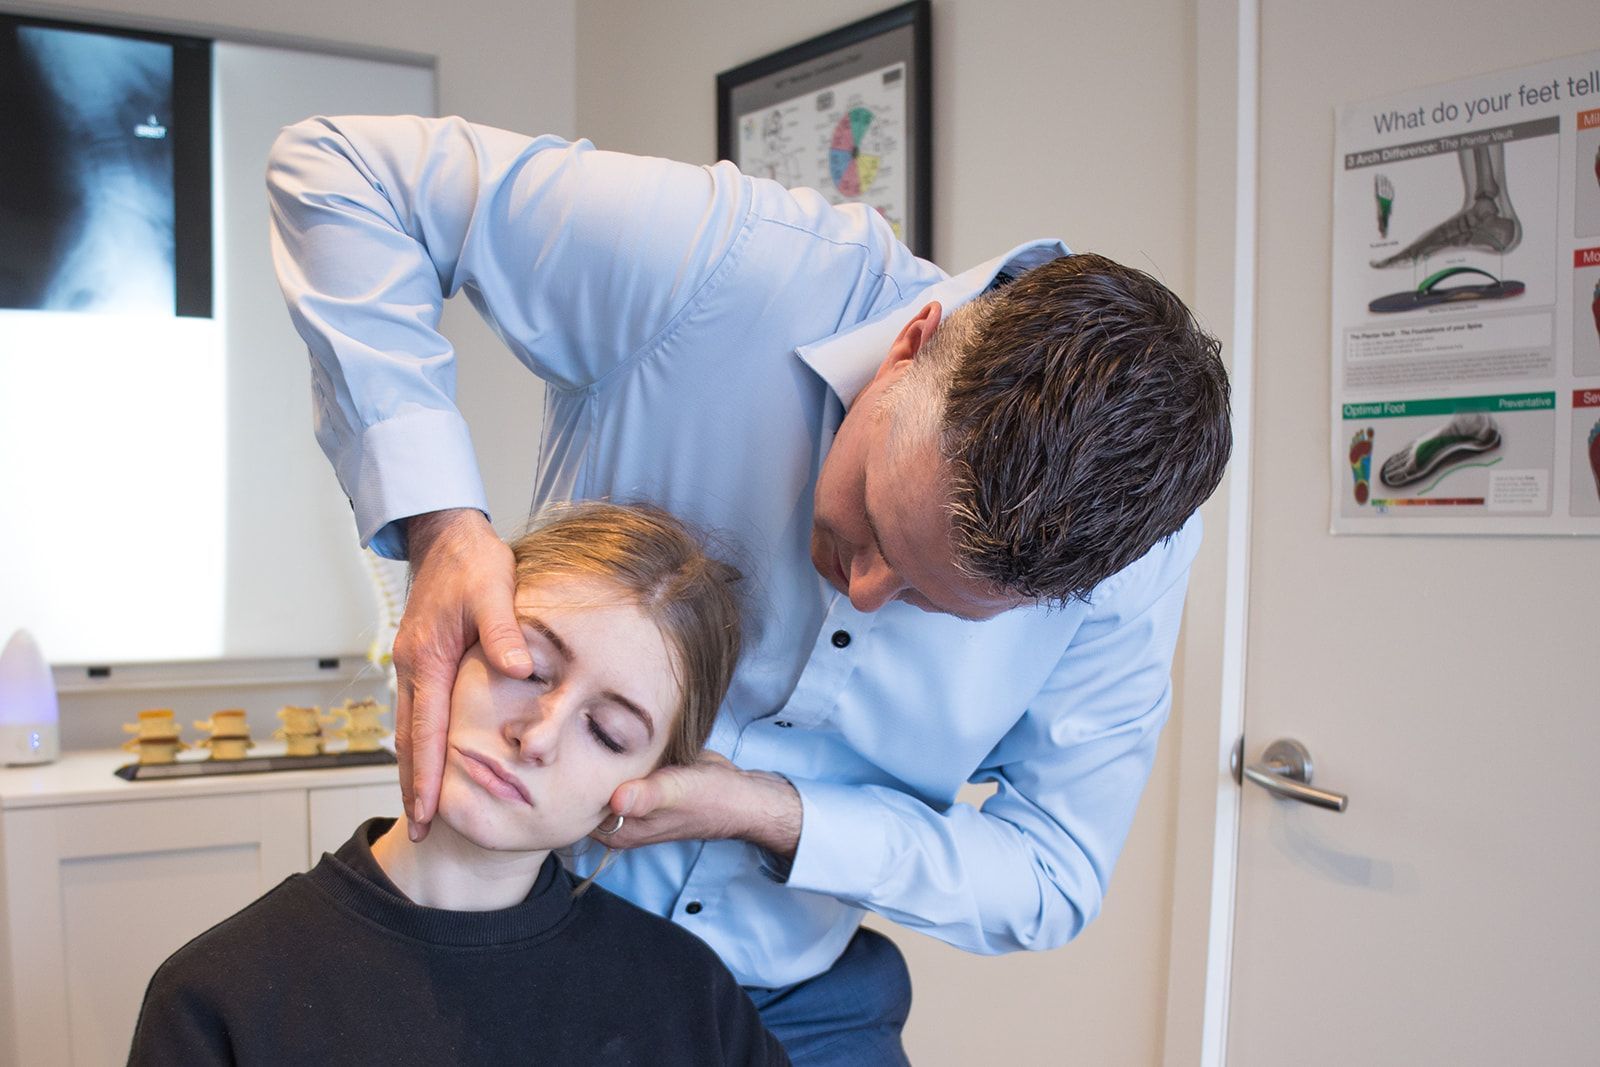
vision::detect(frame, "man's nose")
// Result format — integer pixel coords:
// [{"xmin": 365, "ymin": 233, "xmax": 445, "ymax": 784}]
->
[{"xmin": 847, "ymin": 551, "xmax": 904, "ymax": 613}]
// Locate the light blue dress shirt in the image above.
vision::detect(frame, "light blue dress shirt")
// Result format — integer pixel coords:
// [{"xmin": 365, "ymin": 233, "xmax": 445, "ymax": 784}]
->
[{"xmin": 268, "ymin": 115, "xmax": 1200, "ymax": 988}]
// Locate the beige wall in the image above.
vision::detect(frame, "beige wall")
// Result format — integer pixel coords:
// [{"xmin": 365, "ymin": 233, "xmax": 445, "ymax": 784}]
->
[{"xmin": 578, "ymin": 2, "xmax": 1199, "ymax": 1064}]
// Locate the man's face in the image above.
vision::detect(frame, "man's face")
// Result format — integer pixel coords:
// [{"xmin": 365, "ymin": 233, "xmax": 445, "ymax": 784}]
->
[
  {"xmin": 810, "ymin": 304, "xmax": 1027, "ymax": 622},
  {"xmin": 436, "ymin": 574, "xmax": 677, "ymax": 852}
]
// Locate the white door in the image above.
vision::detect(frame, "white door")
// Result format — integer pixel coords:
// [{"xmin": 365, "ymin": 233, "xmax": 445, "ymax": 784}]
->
[{"xmin": 1223, "ymin": 3, "xmax": 1600, "ymax": 1064}]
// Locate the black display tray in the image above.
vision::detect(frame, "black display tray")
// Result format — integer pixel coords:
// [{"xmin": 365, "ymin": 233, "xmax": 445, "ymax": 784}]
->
[{"xmin": 115, "ymin": 749, "xmax": 397, "ymax": 780}]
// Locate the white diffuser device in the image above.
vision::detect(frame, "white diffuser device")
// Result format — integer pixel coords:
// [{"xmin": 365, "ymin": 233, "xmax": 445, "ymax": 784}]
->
[{"xmin": 0, "ymin": 629, "xmax": 61, "ymax": 765}]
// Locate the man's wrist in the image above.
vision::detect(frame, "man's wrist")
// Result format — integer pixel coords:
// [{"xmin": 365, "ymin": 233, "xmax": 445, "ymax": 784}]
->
[
  {"xmin": 403, "ymin": 508, "xmax": 491, "ymax": 561},
  {"xmin": 736, "ymin": 769, "xmax": 802, "ymax": 862}
]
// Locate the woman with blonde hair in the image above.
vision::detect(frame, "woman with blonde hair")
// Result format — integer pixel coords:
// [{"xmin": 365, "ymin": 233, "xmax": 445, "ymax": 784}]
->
[{"xmin": 129, "ymin": 502, "xmax": 786, "ymax": 1065}]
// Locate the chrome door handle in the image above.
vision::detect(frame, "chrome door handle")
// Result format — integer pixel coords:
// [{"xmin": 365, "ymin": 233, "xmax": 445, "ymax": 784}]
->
[{"xmin": 1242, "ymin": 739, "xmax": 1348, "ymax": 812}]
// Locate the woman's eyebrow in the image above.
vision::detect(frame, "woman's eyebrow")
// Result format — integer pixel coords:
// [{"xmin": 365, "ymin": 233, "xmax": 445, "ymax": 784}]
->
[
  {"xmin": 602, "ymin": 691, "xmax": 656, "ymax": 739},
  {"xmin": 516, "ymin": 613, "xmax": 571, "ymax": 660},
  {"xmin": 517, "ymin": 611, "xmax": 656, "ymax": 737}
]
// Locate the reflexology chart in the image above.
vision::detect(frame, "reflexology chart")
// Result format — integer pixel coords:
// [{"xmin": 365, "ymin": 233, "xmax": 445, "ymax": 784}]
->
[
  {"xmin": 1332, "ymin": 49, "xmax": 1600, "ymax": 534},
  {"xmin": 738, "ymin": 61, "xmax": 909, "ymax": 239}
]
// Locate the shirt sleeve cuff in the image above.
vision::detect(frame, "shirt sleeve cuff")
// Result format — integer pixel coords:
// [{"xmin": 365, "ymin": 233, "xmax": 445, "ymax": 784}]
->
[
  {"xmin": 782, "ymin": 778, "xmax": 893, "ymax": 901},
  {"xmin": 350, "ymin": 409, "xmax": 490, "ymax": 560}
]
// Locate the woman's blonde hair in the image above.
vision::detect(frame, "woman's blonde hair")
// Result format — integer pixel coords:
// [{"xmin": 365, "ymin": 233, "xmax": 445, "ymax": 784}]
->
[{"xmin": 507, "ymin": 501, "xmax": 742, "ymax": 767}]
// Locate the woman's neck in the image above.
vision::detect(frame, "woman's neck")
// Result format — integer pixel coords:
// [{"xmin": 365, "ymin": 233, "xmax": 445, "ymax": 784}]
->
[{"xmin": 370, "ymin": 818, "xmax": 552, "ymax": 912}]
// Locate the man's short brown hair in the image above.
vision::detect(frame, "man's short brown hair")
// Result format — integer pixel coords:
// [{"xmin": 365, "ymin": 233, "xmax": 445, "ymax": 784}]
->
[{"xmin": 926, "ymin": 253, "xmax": 1232, "ymax": 604}]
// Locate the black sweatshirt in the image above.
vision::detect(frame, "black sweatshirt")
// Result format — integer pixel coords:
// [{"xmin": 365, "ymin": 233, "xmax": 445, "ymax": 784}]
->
[{"xmin": 128, "ymin": 819, "xmax": 789, "ymax": 1065}]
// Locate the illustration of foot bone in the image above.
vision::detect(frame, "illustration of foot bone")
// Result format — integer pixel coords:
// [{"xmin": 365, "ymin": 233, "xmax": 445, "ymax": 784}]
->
[
  {"xmin": 1379, "ymin": 412, "xmax": 1501, "ymax": 489},
  {"xmin": 1370, "ymin": 145, "xmax": 1521, "ymax": 268},
  {"xmin": 1374, "ymin": 174, "xmax": 1394, "ymax": 238}
]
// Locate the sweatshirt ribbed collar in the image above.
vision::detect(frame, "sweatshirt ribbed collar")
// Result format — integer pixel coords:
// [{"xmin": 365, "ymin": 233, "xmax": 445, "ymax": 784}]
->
[{"xmin": 308, "ymin": 818, "xmax": 576, "ymax": 947}]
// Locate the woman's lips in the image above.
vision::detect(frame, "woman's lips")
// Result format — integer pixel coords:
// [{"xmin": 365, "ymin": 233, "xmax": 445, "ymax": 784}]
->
[{"xmin": 454, "ymin": 746, "xmax": 533, "ymax": 806}]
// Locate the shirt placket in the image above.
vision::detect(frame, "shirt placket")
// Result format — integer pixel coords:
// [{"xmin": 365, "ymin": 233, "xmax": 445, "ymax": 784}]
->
[{"xmin": 668, "ymin": 591, "xmax": 876, "ymax": 930}]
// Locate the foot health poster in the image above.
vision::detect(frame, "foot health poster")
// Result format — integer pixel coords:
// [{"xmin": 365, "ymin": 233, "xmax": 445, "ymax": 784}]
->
[{"xmin": 1332, "ymin": 48, "xmax": 1600, "ymax": 535}]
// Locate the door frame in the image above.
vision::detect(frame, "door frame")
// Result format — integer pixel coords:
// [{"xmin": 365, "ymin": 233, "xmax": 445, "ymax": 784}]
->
[{"xmin": 1162, "ymin": 0, "xmax": 1258, "ymax": 1063}]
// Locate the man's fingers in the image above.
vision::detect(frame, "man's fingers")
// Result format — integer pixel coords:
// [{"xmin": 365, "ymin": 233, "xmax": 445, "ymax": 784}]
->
[
  {"xmin": 408, "ymin": 677, "xmax": 451, "ymax": 829},
  {"xmin": 386, "ymin": 510, "xmax": 519, "ymax": 841},
  {"xmin": 394, "ymin": 673, "xmax": 416, "ymax": 824},
  {"xmin": 479, "ymin": 617, "xmax": 534, "ymax": 679},
  {"xmin": 611, "ymin": 778, "xmax": 650, "ymax": 817},
  {"xmin": 612, "ymin": 769, "xmax": 693, "ymax": 817}
]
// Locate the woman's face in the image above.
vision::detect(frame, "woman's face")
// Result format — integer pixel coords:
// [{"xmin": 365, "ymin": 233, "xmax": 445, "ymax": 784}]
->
[{"xmin": 436, "ymin": 573, "xmax": 679, "ymax": 852}]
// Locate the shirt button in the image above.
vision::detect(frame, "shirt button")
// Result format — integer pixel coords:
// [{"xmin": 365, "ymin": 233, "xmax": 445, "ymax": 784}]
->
[
  {"xmin": 774, "ymin": 720, "xmax": 793, "ymax": 728},
  {"xmin": 684, "ymin": 901, "xmax": 703, "ymax": 915},
  {"xmin": 830, "ymin": 629, "xmax": 851, "ymax": 648}
]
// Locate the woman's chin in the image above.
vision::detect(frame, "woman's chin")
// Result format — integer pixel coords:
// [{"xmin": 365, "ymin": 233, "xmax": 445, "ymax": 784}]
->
[{"xmin": 435, "ymin": 791, "xmax": 561, "ymax": 853}]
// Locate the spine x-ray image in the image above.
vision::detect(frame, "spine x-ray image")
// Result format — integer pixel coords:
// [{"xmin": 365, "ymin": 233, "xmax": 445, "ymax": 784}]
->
[{"xmin": 0, "ymin": 17, "xmax": 210, "ymax": 316}]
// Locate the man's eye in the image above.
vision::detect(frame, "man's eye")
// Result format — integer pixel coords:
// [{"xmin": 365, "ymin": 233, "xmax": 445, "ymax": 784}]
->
[{"xmin": 586, "ymin": 716, "xmax": 625, "ymax": 755}]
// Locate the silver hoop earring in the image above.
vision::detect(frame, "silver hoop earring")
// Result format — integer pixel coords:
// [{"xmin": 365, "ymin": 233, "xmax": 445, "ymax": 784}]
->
[{"xmin": 597, "ymin": 813, "xmax": 624, "ymax": 836}]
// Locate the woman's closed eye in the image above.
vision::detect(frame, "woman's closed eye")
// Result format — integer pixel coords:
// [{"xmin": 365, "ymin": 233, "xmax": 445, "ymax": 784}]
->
[{"xmin": 586, "ymin": 715, "xmax": 625, "ymax": 755}]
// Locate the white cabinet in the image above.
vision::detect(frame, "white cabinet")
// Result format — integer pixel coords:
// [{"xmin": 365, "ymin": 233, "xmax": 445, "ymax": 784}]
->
[
  {"xmin": 0, "ymin": 752, "xmax": 402, "ymax": 1067},
  {"xmin": 308, "ymin": 783, "xmax": 407, "ymax": 862}
]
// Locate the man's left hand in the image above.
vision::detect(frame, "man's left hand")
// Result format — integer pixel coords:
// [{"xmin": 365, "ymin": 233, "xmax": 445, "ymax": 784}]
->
[{"xmin": 595, "ymin": 752, "xmax": 802, "ymax": 860}]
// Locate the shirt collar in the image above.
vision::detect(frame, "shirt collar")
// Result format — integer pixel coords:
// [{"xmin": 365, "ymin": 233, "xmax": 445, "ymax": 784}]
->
[{"xmin": 796, "ymin": 239, "xmax": 1071, "ymax": 407}]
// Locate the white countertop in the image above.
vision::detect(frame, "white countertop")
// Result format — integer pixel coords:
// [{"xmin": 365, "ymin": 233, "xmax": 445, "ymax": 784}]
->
[{"xmin": 0, "ymin": 744, "xmax": 400, "ymax": 809}]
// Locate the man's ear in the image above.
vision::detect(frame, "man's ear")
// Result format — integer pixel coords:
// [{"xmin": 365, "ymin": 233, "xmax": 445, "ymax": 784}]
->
[{"xmin": 875, "ymin": 301, "xmax": 943, "ymax": 379}]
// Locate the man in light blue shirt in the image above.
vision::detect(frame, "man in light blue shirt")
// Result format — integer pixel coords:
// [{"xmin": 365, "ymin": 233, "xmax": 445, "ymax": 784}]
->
[{"xmin": 268, "ymin": 115, "xmax": 1231, "ymax": 1065}]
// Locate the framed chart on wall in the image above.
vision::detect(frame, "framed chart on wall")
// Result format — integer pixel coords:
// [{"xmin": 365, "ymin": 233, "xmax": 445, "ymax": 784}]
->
[{"xmin": 716, "ymin": 0, "xmax": 931, "ymax": 257}]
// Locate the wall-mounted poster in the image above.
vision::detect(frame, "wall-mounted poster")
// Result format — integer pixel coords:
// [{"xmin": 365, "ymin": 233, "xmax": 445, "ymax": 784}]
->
[
  {"xmin": 716, "ymin": 1, "xmax": 931, "ymax": 257},
  {"xmin": 1331, "ymin": 48, "xmax": 1600, "ymax": 535}
]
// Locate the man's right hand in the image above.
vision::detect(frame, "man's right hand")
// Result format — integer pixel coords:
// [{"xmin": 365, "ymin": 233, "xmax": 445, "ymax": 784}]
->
[{"xmin": 394, "ymin": 508, "xmax": 530, "ymax": 841}]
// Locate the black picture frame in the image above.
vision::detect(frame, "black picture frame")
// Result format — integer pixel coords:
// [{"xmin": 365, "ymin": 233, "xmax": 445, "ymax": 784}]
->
[{"xmin": 717, "ymin": 1, "xmax": 931, "ymax": 258}]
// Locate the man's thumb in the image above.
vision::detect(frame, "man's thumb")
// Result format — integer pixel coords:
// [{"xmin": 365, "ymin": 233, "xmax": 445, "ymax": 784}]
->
[
  {"xmin": 613, "ymin": 782, "xmax": 645, "ymax": 817},
  {"xmin": 481, "ymin": 622, "xmax": 533, "ymax": 677}
]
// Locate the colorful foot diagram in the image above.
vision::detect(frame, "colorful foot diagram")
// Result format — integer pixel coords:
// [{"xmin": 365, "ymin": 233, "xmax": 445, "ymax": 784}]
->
[
  {"xmin": 1589, "ymin": 418, "xmax": 1600, "ymax": 502},
  {"xmin": 1349, "ymin": 428, "xmax": 1374, "ymax": 504},
  {"xmin": 1592, "ymin": 277, "xmax": 1600, "ymax": 343},
  {"xmin": 1379, "ymin": 413, "xmax": 1502, "ymax": 489}
]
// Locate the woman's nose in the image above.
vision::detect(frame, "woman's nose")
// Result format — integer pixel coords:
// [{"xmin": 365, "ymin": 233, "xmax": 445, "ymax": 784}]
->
[{"xmin": 505, "ymin": 695, "xmax": 569, "ymax": 763}]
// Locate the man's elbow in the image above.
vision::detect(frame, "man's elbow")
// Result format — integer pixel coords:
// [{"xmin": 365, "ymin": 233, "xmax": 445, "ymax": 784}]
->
[
  {"xmin": 995, "ymin": 881, "xmax": 1099, "ymax": 954},
  {"xmin": 264, "ymin": 117, "xmax": 342, "ymax": 201}
]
